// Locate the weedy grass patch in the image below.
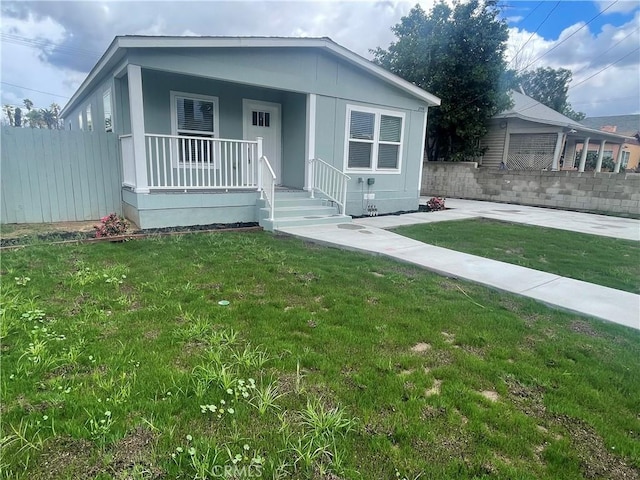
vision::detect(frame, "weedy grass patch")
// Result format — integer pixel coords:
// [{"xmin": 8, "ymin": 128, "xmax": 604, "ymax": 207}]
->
[
  {"xmin": 393, "ymin": 218, "xmax": 640, "ymax": 294},
  {"xmin": 1, "ymin": 231, "xmax": 639, "ymax": 479}
]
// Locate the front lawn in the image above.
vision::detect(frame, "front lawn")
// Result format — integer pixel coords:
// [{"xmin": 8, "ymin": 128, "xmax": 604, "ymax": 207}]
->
[
  {"xmin": 393, "ymin": 218, "xmax": 640, "ymax": 294},
  {"xmin": 1, "ymin": 232, "xmax": 639, "ymax": 479}
]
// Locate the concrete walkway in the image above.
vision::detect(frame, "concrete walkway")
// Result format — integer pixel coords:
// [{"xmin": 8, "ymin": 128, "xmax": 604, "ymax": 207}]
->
[
  {"xmin": 279, "ymin": 201, "xmax": 640, "ymax": 331},
  {"xmin": 354, "ymin": 198, "xmax": 640, "ymax": 241}
]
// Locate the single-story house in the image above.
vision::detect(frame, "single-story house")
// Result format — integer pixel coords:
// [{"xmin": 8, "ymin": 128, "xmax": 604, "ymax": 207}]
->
[
  {"xmin": 577, "ymin": 115, "xmax": 640, "ymax": 171},
  {"xmin": 478, "ymin": 90, "xmax": 631, "ymax": 172},
  {"xmin": 61, "ymin": 36, "xmax": 440, "ymax": 230}
]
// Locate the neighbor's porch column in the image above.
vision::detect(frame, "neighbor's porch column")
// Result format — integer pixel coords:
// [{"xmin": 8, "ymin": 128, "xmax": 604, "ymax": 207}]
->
[
  {"xmin": 564, "ymin": 139, "xmax": 577, "ymax": 169},
  {"xmin": 551, "ymin": 132, "xmax": 564, "ymax": 171},
  {"xmin": 614, "ymin": 145, "xmax": 624, "ymax": 173},
  {"xmin": 127, "ymin": 64, "xmax": 148, "ymax": 193},
  {"xmin": 304, "ymin": 93, "xmax": 317, "ymax": 191},
  {"xmin": 595, "ymin": 140, "xmax": 606, "ymax": 173},
  {"xmin": 578, "ymin": 137, "xmax": 590, "ymax": 172}
]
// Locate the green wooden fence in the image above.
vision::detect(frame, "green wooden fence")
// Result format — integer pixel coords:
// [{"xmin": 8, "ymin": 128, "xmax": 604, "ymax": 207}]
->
[{"xmin": 1, "ymin": 128, "xmax": 122, "ymax": 223}]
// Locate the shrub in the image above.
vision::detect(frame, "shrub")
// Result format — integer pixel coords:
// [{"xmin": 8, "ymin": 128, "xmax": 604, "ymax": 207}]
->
[
  {"xmin": 425, "ymin": 197, "xmax": 446, "ymax": 212},
  {"xmin": 94, "ymin": 213, "xmax": 128, "ymax": 238}
]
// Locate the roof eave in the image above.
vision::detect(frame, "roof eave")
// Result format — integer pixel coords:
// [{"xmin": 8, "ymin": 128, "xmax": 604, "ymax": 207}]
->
[
  {"xmin": 62, "ymin": 36, "xmax": 441, "ymax": 117},
  {"xmin": 495, "ymin": 112, "xmax": 633, "ymax": 141},
  {"xmin": 61, "ymin": 37, "xmax": 123, "ymax": 117}
]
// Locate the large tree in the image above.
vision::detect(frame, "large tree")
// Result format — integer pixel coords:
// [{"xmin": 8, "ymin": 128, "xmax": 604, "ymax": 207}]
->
[
  {"xmin": 506, "ymin": 67, "xmax": 586, "ymax": 121},
  {"xmin": 373, "ymin": 0, "xmax": 511, "ymax": 161}
]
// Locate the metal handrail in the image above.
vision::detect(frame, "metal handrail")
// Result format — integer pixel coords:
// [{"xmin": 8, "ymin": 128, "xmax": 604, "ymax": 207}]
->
[
  {"xmin": 308, "ymin": 157, "xmax": 351, "ymax": 214},
  {"xmin": 259, "ymin": 155, "xmax": 276, "ymax": 221}
]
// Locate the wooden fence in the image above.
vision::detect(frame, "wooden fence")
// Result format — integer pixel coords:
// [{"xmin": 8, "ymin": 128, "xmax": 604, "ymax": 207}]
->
[{"xmin": 1, "ymin": 128, "xmax": 122, "ymax": 223}]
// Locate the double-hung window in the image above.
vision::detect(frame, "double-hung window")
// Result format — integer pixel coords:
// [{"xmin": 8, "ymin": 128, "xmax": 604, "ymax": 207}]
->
[
  {"xmin": 621, "ymin": 150, "xmax": 630, "ymax": 169},
  {"xmin": 103, "ymin": 89, "xmax": 113, "ymax": 132},
  {"xmin": 86, "ymin": 104, "xmax": 93, "ymax": 131},
  {"xmin": 345, "ymin": 106, "xmax": 404, "ymax": 173},
  {"xmin": 171, "ymin": 91, "xmax": 219, "ymax": 166}
]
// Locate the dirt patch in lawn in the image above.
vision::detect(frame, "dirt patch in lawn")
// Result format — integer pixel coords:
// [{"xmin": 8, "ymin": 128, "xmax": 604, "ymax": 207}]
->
[
  {"xmin": 107, "ymin": 426, "xmax": 163, "ymax": 479},
  {"xmin": 480, "ymin": 390, "xmax": 499, "ymax": 402},
  {"xmin": 411, "ymin": 342, "xmax": 432, "ymax": 353},
  {"xmin": 505, "ymin": 376, "xmax": 547, "ymax": 417},
  {"xmin": 1, "ymin": 221, "xmax": 97, "ymax": 239},
  {"xmin": 425, "ymin": 379, "xmax": 442, "ymax": 397},
  {"xmin": 569, "ymin": 320, "xmax": 603, "ymax": 338},
  {"xmin": 33, "ymin": 436, "xmax": 98, "ymax": 480},
  {"xmin": 555, "ymin": 415, "xmax": 639, "ymax": 480}
]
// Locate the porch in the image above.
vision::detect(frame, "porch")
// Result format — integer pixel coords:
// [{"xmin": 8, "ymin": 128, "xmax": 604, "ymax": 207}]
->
[
  {"xmin": 117, "ymin": 65, "xmax": 351, "ymax": 230},
  {"xmin": 119, "ymin": 132, "xmax": 350, "ymax": 230}
]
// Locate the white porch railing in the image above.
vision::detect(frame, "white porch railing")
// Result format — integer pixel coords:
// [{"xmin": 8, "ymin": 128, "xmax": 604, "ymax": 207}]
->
[
  {"xmin": 120, "ymin": 135, "xmax": 136, "ymax": 188},
  {"xmin": 258, "ymin": 155, "xmax": 276, "ymax": 221},
  {"xmin": 308, "ymin": 157, "xmax": 350, "ymax": 214},
  {"xmin": 143, "ymin": 134, "xmax": 261, "ymax": 189}
]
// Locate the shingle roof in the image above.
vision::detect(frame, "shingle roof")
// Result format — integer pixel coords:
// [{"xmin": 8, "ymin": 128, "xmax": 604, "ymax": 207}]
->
[
  {"xmin": 580, "ymin": 115, "xmax": 640, "ymax": 135},
  {"xmin": 493, "ymin": 91, "xmax": 631, "ymax": 142},
  {"xmin": 494, "ymin": 90, "xmax": 584, "ymax": 128}
]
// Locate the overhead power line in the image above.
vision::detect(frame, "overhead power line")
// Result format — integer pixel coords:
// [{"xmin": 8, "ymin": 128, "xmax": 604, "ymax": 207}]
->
[
  {"xmin": 0, "ymin": 33, "xmax": 101, "ymax": 59},
  {"xmin": 0, "ymin": 81, "xmax": 70, "ymax": 99},
  {"xmin": 508, "ymin": 1, "xmax": 560, "ymax": 68},
  {"xmin": 517, "ymin": 0, "xmax": 619, "ymax": 73},
  {"xmin": 568, "ymin": 47, "xmax": 640, "ymax": 91}
]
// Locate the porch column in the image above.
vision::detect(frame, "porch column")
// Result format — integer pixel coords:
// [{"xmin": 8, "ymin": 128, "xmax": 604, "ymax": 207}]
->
[
  {"xmin": 564, "ymin": 139, "xmax": 577, "ymax": 169},
  {"xmin": 304, "ymin": 93, "xmax": 317, "ymax": 191},
  {"xmin": 551, "ymin": 132, "xmax": 564, "ymax": 171},
  {"xmin": 595, "ymin": 140, "xmax": 606, "ymax": 173},
  {"xmin": 127, "ymin": 64, "xmax": 148, "ymax": 193},
  {"xmin": 614, "ymin": 145, "xmax": 624, "ymax": 173},
  {"xmin": 578, "ymin": 137, "xmax": 590, "ymax": 172}
]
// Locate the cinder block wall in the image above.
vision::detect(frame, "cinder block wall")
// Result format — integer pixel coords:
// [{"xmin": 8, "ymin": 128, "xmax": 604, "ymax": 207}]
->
[{"xmin": 422, "ymin": 162, "xmax": 640, "ymax": 216}]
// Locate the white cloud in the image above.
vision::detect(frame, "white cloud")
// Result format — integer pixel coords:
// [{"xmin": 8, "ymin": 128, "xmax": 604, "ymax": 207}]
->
[
  {"xmin": 596, "ymin": 0, "xmax": 640, "ymax": 14},
  {"xmin": 0, "ymin": 12, "xmax": 77, "ymax": 110},
  {"xmin": 0, "ymin": 0, "xmax": 638, "ymax": 118},
  {"xmin": 506, "ymin": 10, "xmax": 640, "ymax": 116}
]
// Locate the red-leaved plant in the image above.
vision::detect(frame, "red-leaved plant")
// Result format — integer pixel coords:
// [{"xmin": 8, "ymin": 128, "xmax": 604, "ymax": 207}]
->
[
  {"xmin": 426, "ymin": 197, "xmax": 446, "ymax": 212},
  {"xmin": 94, "ymin": 213, "xmax": 129, "ymax": 238}
]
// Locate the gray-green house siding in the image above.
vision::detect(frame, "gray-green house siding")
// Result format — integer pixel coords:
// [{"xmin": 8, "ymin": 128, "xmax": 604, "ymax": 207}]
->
[{"xmin": 62, "ymin": 42, "xmax": 432, "ymax": 227}]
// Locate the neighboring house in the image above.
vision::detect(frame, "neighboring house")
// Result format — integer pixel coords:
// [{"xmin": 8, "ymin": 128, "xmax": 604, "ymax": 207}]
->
[
  {"xmin": 575, "ymin": 115, "xmax": 640, "ymax": 171},
  {"xmin": 61, "ymin": 36, "xmax": 440, "ymax": 230},
  {"xmin": 478, "ymin": 90, "xmax": 630, "ymax": 171}
]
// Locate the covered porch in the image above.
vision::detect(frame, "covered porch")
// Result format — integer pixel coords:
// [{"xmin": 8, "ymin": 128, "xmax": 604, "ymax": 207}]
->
[
  {"xmin": 116, "ymin": 64, "xmax": 349, "ymax": 229},
  {"xmin": 564, "ymin": 128, "xmax": 633, "ymax": 173}
]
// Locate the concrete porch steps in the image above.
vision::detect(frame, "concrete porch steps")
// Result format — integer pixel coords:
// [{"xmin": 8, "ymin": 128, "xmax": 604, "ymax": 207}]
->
[{"xmin": 257, "ymin": 191, "xmax": 351, "ymax": 231}]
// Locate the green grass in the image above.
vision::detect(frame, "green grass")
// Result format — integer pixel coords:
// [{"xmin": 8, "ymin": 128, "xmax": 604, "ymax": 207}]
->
[
  {"xmin": 393, "ymin": 218, "xmax": 640, "ymax": 294},
  {"xmin": 1, "ymin": 231, "xmax": 639, "ymax": 479}
]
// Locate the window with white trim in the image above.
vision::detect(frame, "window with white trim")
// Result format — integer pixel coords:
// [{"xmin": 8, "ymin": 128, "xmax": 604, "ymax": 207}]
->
[
  {"xmin": 78, "ymin": 112, "xmax": 83, "ymax": 131},
  {"xmin": 86, "ymin": 104, "xmax": 93, "ymax": 131},
  {"xmin": 622, "ymin": 151, "xmax": 630, "ymax": 169},
  {"xmin": 171, "ymin": 91, "xmax": 219, "ymax": 164},
  {"xmin": 103, "ymin": 89, "xmax": 113, "ymax": 132},
  {"xmin": 345, "ymin": 106, "xmax": 404, "ymax": 172}
]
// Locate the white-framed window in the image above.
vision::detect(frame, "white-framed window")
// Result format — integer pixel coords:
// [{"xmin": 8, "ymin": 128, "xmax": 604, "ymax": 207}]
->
[
  {"xmin": 622, "ymin": 150, "xmax": 630, "ymax": 169},
  {"xmin": 170, "ymin": 91, "xmax": 219, "ymax": 165},
  {"xmin": 86, "ymin": 104, "xmax": 93, "ymax": 131},
  {"xmin": 344, "ymin": 105, "xmax": 404, "ymax": 173},
  {"xmin": 78, "ymin": 112, "xmax": 84, "ymax": 131},
  {"xmin": 68, "ymin": 121, "xmax": 72, "ymax": 130},
  {"xmin": 103, "ymin": 89, "xmax": 113, "ymax": 132}
]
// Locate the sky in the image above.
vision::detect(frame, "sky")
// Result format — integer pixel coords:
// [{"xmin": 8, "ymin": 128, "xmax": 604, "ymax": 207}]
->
[{"xmin": 1, "ymin": 0, "xmax": 639, "ymax": 120}]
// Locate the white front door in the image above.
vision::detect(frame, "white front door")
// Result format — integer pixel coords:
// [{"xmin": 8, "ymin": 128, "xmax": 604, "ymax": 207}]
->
[{"xmin": 243, "ymin": 99, "xmax": 282, "ymax": 183}]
